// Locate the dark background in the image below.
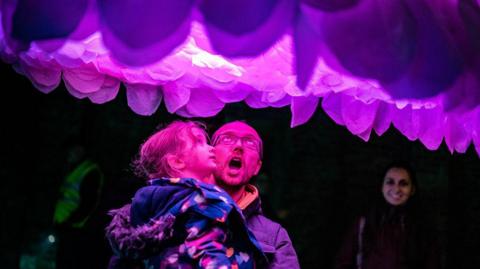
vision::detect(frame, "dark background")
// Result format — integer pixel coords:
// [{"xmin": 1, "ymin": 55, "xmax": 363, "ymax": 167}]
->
[{"xmin": 1, "ymin": 61, "xmax": 479, "ymax": 269}]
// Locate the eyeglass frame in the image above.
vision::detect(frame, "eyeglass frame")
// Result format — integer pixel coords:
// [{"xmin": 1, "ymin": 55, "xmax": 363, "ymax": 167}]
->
[{"xmin": 212, "ymin": 133, "xmax": 263, "ymax": 158}]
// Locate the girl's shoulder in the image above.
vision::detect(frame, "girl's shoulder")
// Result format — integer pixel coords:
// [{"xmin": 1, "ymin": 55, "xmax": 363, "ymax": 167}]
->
[
  {"xmin": 145, "ymin": 177, "xmax": 240, "ymax": 222},
  {"xmin": 150, "ymin": 177, "xmax": 235, "ymax": 203}
]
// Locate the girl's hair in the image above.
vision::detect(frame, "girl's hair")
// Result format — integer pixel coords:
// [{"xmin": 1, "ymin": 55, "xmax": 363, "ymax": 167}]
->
[{"xmin": 132, "ymin": 121, "xmax": 208, "ymax": 179}]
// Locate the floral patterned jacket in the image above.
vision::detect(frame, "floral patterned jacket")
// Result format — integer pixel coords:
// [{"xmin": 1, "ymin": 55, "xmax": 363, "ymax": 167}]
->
[{"xmin": 106, "ymin": 177, "xmax": 266, "ymax": 269}]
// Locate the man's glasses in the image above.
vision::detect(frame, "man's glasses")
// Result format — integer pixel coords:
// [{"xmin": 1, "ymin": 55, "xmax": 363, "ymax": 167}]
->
[{"xmin": 213, "ymin": 133, "xmax": 261, "ymax": 152}]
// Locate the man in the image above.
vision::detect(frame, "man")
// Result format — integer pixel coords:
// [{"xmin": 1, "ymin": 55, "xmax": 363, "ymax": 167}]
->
[
  {"xmin": 106, "ymin": 121, "xmax": 299, "ymax": 268},
  {"xmin": 211, "ymin": 121, "xmax": 300, "ymax": 269}
]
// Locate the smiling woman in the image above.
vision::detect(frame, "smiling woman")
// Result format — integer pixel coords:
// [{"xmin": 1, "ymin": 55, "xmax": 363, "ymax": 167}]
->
[
  {"xmin": 334, "ymin": 161, "xmax": 440, "ymax": 269},
  {"xmin": 381, "ymin": 166, "xmax": 416, "ymax": 206}
]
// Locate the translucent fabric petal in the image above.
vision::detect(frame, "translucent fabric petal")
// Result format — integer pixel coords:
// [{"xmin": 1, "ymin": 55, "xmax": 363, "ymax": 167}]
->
[
  {"xmin": 87, "ymin": 76, "xmax": 120, "ymax": 104},
  {"xmin": 372, "ymin": 103, "xmax": 393, "ymax": 136},
  {"xmin": 178, "ymin": 87, "xmax": 225, "ymax": 118},
  {"xmin": 444, "ymin": 114, "xmax": 471, "ymax": 154},
  {"xmin": 417, "ymin": 106, "xmax": 444, "ymax": 151},
  {"xmin": 98, "ymin": 0, "xmax": 195, "ymax": 65},
  {"xmin": 162, "ymin": 82, "xmax": 191, "ymax": 114},
  {"xmin": 63, "ymin": 64, "xmax": 105, "ymax": 94},
  {"xmin": 125, "ymin": 84, "xmax": 162, "ymax": 116},
  {"xmin": 200, "ymin": 0, "xmax": 294, "ymax": 57},
  {"xmin": 301, "ymin": 0, "xmax": 416, "ymax": 83},
  {"xmin": 322, "ymin": 93, "xmax": 345, "ymax": 126},
  {"xmin": 291, "ymin": 96, "xmax": 320, "ymax": 127},
  {"xmin": 9, "ymin": 0, "xmax": 89, "ymax": 43},
  {"xmin": 1, "ymin": 1, "xmax": 480, "ymax": 156},
  {"xmin": 383, "ymin": 0, "xmax": 463, "ymax": 98},
  {"xmin": 341, "ymin": 96, "xmax": 379, "ymax": 138},
  {"xmin": 15, "ymin": 48, "xmax": 62, "ymax": 93}
]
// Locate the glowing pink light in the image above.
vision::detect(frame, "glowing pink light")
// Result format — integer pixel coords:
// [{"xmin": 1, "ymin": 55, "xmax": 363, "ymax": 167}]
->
[{"xmin": 1, "ymin": 0, "xmax": 480, "ymax": 156}]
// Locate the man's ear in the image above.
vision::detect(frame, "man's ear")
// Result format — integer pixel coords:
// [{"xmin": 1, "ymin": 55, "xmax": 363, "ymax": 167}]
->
[
  {"xmin": 166, "ymin": 154, "xmax": 186, "ymax": 171},
  {"xmin": 253, "ymin": 160, "xmax": 262, "ymax": 176}
]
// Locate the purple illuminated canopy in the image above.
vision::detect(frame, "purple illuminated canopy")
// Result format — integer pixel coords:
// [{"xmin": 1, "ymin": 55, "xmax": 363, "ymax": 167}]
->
[{"xmin": 1, "ymin": 0, "xmax": 480, "ymax": 156}]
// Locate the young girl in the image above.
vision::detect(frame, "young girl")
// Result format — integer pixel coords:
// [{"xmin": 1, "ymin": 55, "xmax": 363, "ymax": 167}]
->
[{"xmin": 106, "ymin": 121, "xmax": 265, "ymax": 269}]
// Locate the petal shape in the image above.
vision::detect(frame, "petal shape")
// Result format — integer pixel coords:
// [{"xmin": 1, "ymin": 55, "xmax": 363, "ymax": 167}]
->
[
  {"xmin": 88, "ymin": 76, "xmax": 120, "ymax": 104},
  {"xmin": 291, "ymin": 96, "xmax": 319, "ymax": 127},
  {"xmin": 309, "ymin": 0, "xmax": 416, "ymax": 83},
  {"xmin": 418, "ymin": 106, "xmax": 444, "ymax": 150},
  {"xmin": 20, "ymin": 65, "xmax": 61, "ymax": 93},
  {"xmin": 384, "ymin": 0, "xmax": 463, "ymax": 98},
  {"xmin": 11, "ymin": 0, "xmax": 89, "ymax": 43},
  {"xmin": 17, "ymin": 55, "xmax": 61, "ymax": 93},
  {"xmin": 341, "ymin": 95, "xmax": 378, "ymax": 137},
  {"xmin": 444, "ymin": 113, "xmax": 471, "ymax": 154},
  {"xmin": 125, "ymin": 83, "xmax": 162, "ymax": 116},
  {"xmin": 214, "ymin": 83, "xmax": 253, "ymax": 103},
  {"xmin": 63, "ymin": 64, "xmax": 104, "ymax": 93},
  {"xmin": 179, "ymin": 87, "xmax": 224, "ymax": 117},
  {"xmin": 162, "ymin": 82, "xmax": 191, "ymax": 113},
  {"xmin": 321, "ymin": 93, "xmax": 344, "ymax": 125},
  {"xmin": 392, "ymin": 105, "xmax": 420, "ymax": 141},
  {"xmin": 245, "ymin": 91, "xmax": 270, "ymax": 109},
  {"xmin": 372, "ymin": 102, "xmax": 393, "ymax": 136},
  {"xmin": 200, "ymin": 0, "xmax": 294, "ymax": 57},
  {"xmin": 163, "ymin": 83, "xmax": 190, "ymax": 113},
  {"xmin": 98, "ymin": 0, "xmax": 195, "ymax": 65}
]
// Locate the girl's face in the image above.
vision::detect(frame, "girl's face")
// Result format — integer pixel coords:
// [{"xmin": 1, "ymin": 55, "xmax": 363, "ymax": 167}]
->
[
  {"xmin": 382, "ymin": 167, "xmax": 415, "ymax": 206},
  {"xmin": 181, "ymin": 127, "xmax": 217, "ymax": 180}
]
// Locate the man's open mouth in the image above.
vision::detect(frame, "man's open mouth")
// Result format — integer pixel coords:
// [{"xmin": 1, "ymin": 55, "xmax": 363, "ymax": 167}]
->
[{"xmin": 229, "ymin": 157, "xmax": 242, "ymax": 169}]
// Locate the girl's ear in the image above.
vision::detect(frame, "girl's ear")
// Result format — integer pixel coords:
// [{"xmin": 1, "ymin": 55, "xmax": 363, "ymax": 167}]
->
[{"xmin": 166, "ymin": 154, "xmax": 186, "ymax": 171}]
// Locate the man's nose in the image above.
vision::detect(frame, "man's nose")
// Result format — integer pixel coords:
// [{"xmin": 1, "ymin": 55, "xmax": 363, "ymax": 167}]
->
[{"xmin": 233, "ymin": 141, "xmax": 244, "ymax": 152}]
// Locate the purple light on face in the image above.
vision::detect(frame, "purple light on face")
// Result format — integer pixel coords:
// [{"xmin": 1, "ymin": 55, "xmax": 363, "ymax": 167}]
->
[{"xmin": 1, "ymin": 1, "xmax": 480, "ymax": 156}]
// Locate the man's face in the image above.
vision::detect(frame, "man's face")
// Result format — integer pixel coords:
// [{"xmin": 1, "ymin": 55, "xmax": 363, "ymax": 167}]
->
[{"xmin": 213, "ymin": 122, "xmax": 262, "ymax": 187}]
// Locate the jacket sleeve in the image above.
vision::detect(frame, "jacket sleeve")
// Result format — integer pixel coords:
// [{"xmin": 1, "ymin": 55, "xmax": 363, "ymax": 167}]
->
[
  {"xmin": 268, "ymin": 226, "xmax": 300, "ymax": 269},
  {"xmin": 183, "ymin": 213, "xmax": 232, "ymax": 269},
  {"xmin": 105, "ymin": 203, "xmax": 176, "ymax": 260},
  {"xmin": 334, "ymin": 218, "xmax": 360, "ymax": 269}
]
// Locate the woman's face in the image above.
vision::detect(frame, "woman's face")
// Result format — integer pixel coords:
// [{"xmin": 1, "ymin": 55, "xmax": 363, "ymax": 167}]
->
[{"xmin": 382, "ymin": 167, "xmax": 415, "ymax": 206}]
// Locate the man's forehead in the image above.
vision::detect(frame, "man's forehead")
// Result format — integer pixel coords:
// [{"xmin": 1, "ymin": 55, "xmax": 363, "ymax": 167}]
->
[{"xmin": 214, "ymin": 122, "xmax": 261, "ymax": 140}]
